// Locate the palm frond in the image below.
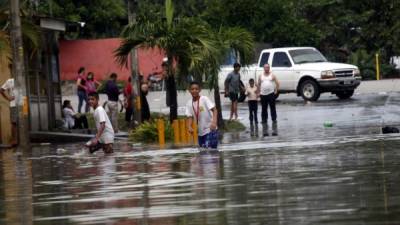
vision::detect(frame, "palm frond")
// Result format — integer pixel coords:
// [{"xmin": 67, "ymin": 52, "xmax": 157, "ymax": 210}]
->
[
  {"xmin": 218, "ymin": 27, "xmax": 255, "ymax": 66},
  {"xmin": 21, "ymin": 19, "xmax": 40, "ymax": 50},
  {"xmin": 165, "ymin": 0, "xmax": 174, "ymax": 30},
  {"xmin": 0, "ymin": 30, "xmax": 11, "ymax": 65},
  {"xmin": 114, "ymin": 38, "xmax": 144, "ymax": 67}
]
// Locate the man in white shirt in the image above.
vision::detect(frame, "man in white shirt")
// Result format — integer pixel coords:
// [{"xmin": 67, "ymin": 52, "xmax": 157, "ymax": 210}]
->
[
  {"xmin": 87, "ymin": 92, "xmax": 115, "ymax": 153},
  {"xmin": 186, "ymin": 81, "xmax": 218, "ymax": 149},
  {"xmin": 0, "ymin": 78, "xmax": 17, "ymax": 145}
]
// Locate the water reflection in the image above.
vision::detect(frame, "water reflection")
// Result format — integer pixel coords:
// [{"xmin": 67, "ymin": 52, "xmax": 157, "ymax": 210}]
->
[
  {"xmin": 1, "ymin": 137, "xmax": 400, "ymax": 224},
  {"xmin": 0, "ymin": 150, "xmax": 33, "ymax": 225}
]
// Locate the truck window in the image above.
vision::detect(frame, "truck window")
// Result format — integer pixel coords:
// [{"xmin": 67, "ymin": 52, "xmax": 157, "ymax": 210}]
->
[
  {"xmin": 272, "ymin": 52, "xmax": 292, "ymax": 67},
  {"xmin": 259, "ymin": 53, "xmax": 270, "ymax": 67}
]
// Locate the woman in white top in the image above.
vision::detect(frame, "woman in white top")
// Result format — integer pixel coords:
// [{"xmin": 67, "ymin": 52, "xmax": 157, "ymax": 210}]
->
[
  {"xmin": 62, "ymin": 100, "xmax": 88, "ymax": 129},
  {"xmin": 258, "ymin": 63, "xmax": 280, "ymax": 124}
]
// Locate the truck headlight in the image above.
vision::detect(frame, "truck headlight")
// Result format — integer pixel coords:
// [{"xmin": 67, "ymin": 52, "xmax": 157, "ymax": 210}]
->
[
  {"xmin": 321, "ymin": 70, "xmax": 335, "ymax": 79},
  {"xmin": 353, "ymin": 69, "xmax": 360, "ymax": 77}
]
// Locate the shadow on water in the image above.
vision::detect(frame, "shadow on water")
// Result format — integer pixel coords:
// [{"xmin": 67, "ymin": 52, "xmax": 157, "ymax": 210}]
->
[{"xmin": 1, "ymin": 135, "xmax": 400, "ymax": 224}]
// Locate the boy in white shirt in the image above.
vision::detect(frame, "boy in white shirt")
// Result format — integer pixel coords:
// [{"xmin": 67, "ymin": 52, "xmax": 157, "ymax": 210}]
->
[
  {"xmin": 245, "ymin": 78, "xmax": 259, "ymax": 126},
  {"xmin": 186, "ymin": 81, "xmax": 218, "ymax": 149},
  {"xmin": 87, "ymin": 92, "xmax": 115, "ymax": 153}
]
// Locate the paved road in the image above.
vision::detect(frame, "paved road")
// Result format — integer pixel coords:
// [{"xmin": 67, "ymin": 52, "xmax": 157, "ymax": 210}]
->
[{"xmin": 63, "ymin": 79, "xmax": 400, "ymax": 114}]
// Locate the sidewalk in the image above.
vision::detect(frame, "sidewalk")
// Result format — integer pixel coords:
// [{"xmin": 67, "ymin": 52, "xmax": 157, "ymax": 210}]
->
[{"xmin": 62, "ymin": 79, "xmax": 400, "ymax": 115}]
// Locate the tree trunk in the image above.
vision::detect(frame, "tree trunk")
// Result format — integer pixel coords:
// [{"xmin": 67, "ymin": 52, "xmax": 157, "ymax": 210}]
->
[
  {"xmin": 166, "ymin": 56, "xmax": 177, "ymax": 123},
  {"xmin": 127, "ymin": 0, "xmax": 141, "ymax": 126},
  {"xmin": 10, "ymin": 0, "xmax": 30, "ymax": 147},
  {"xmin": 214, "ymin": 83, "xmax": 224, "ymax": 129},
  {"xmin": 167, "ymin": 78, "xmax": 178, "ymax": 123}
]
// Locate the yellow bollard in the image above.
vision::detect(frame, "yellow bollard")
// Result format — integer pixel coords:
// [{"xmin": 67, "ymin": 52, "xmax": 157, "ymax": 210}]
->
[
  {"xmin": 192, "ymin": 121, "xmax": 198, "ymax": 145},
  {"xmin": 23, "ymin": 96, "xmax": 29, "ymax": 116},
  {"xmin": 157, "ymin": 119, "xmax": 165, "ymax": 148},
  {"xmin": 172, "ymin": 120, "xmax": 180, "ymax": 145},
  {"xmin": 179, "ymin": 119, "xmax": 187, "ymax": 145},
  {"xmin": 376, "ymin": 53, "xmax": 380, "ymax": 80}
]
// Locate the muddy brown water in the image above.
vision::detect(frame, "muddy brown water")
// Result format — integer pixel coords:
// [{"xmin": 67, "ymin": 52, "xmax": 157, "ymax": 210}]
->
[{"xmin": 1, "ymin": 133, "xmax": 400, "ymax": 225}]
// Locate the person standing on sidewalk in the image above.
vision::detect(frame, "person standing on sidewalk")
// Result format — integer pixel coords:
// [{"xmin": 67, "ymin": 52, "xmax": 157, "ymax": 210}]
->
[
  {"xmin": 140, "ymin": 82, "xmax": 151, "ymax": 122},
  {"xmin": 224, "ymin": 62, "xmax": 242, "ymax": 121},
  {"xmin": 86, "ymin": 72, "xmax": 101, "ymax": 95},
  {"xmin": 105, "ymin": 73, "xmax": 120, "ymax": 133},
  {"xmin": 123, "ymin": 76, "xmax": 133, "ymax": 124},
  {"xmin": 0, "ymin": 78, "xmax": 17, "ymax": 145},
  {"xmin": 76, "ymin": 67, "xmax": 89, "ymax": 113},
  {"xmin": 245, "ymin": 78, "xmax": 259, "ymax": 132},
  {"xmin": 258, "ymin": 63, "xmax": 280, "ymax": 124}
]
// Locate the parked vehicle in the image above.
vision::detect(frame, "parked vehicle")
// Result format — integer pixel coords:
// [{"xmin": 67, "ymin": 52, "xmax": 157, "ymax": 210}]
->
[{"xmin": 219, "ymin": 47, "xmax": 361, "ymax": 101}]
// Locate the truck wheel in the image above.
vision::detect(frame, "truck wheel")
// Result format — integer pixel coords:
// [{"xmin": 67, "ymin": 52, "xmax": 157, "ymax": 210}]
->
[
  {"xmin": 300, "ymin": 79, "xmax": 320, "ymax": 101},
  {"xmin": 336, "ymin": 90, "xmax": 354, "ymax": 99}
]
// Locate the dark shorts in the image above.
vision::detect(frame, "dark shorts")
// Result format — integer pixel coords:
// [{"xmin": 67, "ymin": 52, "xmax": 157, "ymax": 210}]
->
[
  {"xmin": 198, "ymin": 130, "xmax": 218, "ymax": 149},
  {"xmin": 10, "ymin": 107, "xmax": 17, "ymax": 124},
  {"xmin": 229, "ymin": 92, "xmax": 239, "ymax": 102}
]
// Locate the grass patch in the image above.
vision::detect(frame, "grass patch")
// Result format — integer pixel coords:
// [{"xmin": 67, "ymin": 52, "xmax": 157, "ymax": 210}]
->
[{"xmin": 222, "ymin": 120, "xmax": 246, "ymax": 132}]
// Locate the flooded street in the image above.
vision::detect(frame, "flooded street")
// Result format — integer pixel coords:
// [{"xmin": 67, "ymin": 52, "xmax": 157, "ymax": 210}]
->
[{"xmin": 2, "ymin": 93, "xmax": 400, "ymax": 225}]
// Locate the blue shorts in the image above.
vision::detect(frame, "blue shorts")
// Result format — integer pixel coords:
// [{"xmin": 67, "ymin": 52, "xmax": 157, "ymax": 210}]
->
[{"xmin": 198, "ymin": 130, "xmax": 218, "ymax": 149}]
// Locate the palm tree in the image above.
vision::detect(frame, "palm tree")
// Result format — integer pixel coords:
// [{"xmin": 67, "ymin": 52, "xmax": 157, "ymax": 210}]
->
[
  {"xmin": 206, "ymin": 27, "xmax": 254, "ymax": 128},
  {"xmin": 0, "ymin": 0, "xmax": 40, "ymax": 65},
  {"xmin": 115, "ymin": 0, "xmax": 218, "ymax": 123}
]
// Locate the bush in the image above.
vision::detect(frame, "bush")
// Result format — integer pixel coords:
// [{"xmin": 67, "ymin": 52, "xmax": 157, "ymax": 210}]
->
[
  {"xmin": 348, "ymin": 50, "xmax": 400, "ymax": 80},
  {"xmin": 129, "ymin": 120, "xmax": 174, "ymax": 143}
]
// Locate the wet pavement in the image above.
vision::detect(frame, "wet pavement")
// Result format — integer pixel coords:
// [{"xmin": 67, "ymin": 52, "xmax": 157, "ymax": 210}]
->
[{"xmin": 2, "ymin": 92, "xmax": 400, "ymax": 225}]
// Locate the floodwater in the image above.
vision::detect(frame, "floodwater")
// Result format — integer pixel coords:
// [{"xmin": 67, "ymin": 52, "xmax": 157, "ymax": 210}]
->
[
  {"xmin": 2, "ymin": 92, "xmax": 400, "ymax": 225},
  {"xmin": 1, "ymin": 134, "xmax": 400, "ymax": 225}
]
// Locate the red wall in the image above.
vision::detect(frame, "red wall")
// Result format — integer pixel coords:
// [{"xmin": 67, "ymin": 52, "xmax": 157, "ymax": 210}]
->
[{"xmin": 59, "ymin": 38, "xmax": 165, "ymax": 81}]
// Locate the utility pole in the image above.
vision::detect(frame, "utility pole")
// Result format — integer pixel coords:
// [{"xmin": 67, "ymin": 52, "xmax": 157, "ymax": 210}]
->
[
  {"xmin": 10, "ymin": 0, "xmax": 30, "ymax": 147},
  {"xmin": 127, "ymin": 0, "xmax": 141, "ymax": 125}
]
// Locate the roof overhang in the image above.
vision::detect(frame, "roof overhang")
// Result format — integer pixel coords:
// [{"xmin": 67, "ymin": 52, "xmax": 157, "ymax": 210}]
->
[{"xmin": 39, "ymin": 17, "xmax": 66, "ymax": 32}]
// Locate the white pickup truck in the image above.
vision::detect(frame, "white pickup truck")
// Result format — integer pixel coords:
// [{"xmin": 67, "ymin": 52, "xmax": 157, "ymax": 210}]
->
[{"xmin": 219, "ymin": 47, "xmax": 361, "ymax": 101}]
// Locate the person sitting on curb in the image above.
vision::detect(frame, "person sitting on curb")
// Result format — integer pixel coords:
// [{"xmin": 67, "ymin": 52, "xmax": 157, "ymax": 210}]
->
[
  {"xmin": 86, "ymin": 92, "xmax": 115, "ymax": 154},
  {"xmin": 62, "ymin": 100, "xmax": 88, "ymax": 130}
]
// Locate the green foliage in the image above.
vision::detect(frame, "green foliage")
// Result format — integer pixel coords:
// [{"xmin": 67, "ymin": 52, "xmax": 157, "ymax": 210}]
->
[
  {"xmin": 129, "ymin": 120, "xmax": 174, "ymax": 143},
  {"xmin": 129, "ymin": 116, "xmax": 245, "ymax": 144},
  {"xmin": 348, "ymin": 50, "xmax": 375, "ymax": 80},
  {"xmin": 222, "ymin": 120, "xmax": 246, "ymax": 132},
  {"xmin": 37, "ymin": 0, "xmax": 127, "ymax": 38},
  {"xmin": 348, "ymin": 50, "xmax": 399, "ymax": 80},
  {"xmin": 0, "ymin": 0, "xmax": 41, "ymax": 64}
]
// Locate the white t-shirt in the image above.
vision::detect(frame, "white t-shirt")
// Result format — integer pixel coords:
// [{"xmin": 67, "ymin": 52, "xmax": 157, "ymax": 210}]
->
[
  {"xmin": 185, "ymin": 96, "xmax": 216, "ymax": 136},
  {"xmin": 93, "ymin": 106, "xmax": 115, "ymax": 144},
  {"xmin": 245, "ymin": 85, "xmax": 258, "ymax": 101},
  {"xmin": 259, "ymin": 74, "xmax": 275, "ymax": 95},
  {"xmin": 1, "ymin": 78, "xmax": 16, "ymax": 107},
  {"xmin": 63, "ymin": 107, "xmax": 76, "ymax": 129}
]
